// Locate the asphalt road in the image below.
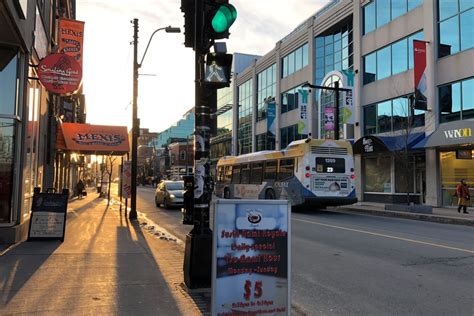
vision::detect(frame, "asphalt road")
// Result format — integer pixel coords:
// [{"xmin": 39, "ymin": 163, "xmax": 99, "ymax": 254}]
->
[{"xmin": 136, "ymin": 186, "xmax": 474, "ymax": 315}]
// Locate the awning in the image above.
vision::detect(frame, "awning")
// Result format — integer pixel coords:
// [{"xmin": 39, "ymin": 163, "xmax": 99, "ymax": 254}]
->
[
  {"xmin": 412, "ymin": 120, "xmax": 473, "ymax": 149},
  {"xmin": 353, "ymin": 132, "xmax": 425, "ymax": 155},
  {"xmin": 56, "ymin": 123, "xmax": 130, "ymax": 155}
]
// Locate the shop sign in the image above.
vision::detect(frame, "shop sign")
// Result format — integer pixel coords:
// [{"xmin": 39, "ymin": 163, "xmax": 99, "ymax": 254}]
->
[
  {"xmin": 443, "ymin": 127, "xmax": 472, "ymax": 140},
  {"xmin": 38, "ymin": 54, "xmax": 82, "ymax": 95},
  {"xmin": 456, "ymin": 149, "xmax": 472, "ymax": 160},
  {"xmin": 59, "ymin": 18, "xmax": 85, "ymax": 68},
  {"xmin": 212, "ymin": 199, "xmax": 291, "ymax": 316},
  {"xmin": 121, "ymin": 161, "xmax": 132, "ymax": 198},
  {"xmin": 362, "ymin": 137, "xmax": 374, "ymax": 153}
]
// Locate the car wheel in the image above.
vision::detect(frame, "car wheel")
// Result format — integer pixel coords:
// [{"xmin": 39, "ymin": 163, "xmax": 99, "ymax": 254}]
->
[{"xmin": 265, "ymin": 189, "xmax": 275, "ymax": 200}]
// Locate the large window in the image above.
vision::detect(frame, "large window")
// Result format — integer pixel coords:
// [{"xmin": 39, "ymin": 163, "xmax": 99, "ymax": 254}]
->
[
  {"xmin": 281, "ymin": 85, "xmax": 304, "ymax": 114},
  {"xmin": 256, "ymin": 132, "xmax": 275, "ymax": 151},
  {"xmin": 363, "ymin": 31, "xmax": 424, "ymax": 84},
  {"xmin": 363, "ymin": 0, "xmax": 423, "ymax": 34},
  {"xmin": 364, "ymin": 156, "xmax": 391, "ymax": 192},
  {"xmin": 257, "ymin": 64, "xmax": 276, "ymax": 121},
  {"xmin": 439, "ymin": 77, "xmax": 474, "ymax": 123},
  {"xmin": 282, "ymin": 43, "xmax": 308, "ymax": 78},
  {"xmin": 238, "ymin": 79, "xmax": 253, "ymax": 155},
  {"xmin": 363, "ymin": 95, "xmax": 425, "ymax": 135},
  {"xmin": 438, "ymin": 1, "xmax": 474, "ymax": 58},
  {"xmin": 280, "ymin": 124, "xmax": 308, "ymax": 149}
]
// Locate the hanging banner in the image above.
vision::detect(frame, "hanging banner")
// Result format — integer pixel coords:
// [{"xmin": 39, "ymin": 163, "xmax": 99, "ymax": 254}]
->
[
  {"xmin": 341, "ymin": 69, "xmax": 355, "ymax": 124},
  {"xmin": 324, "ymin": 107, "xmax": 335, "ymax": 132},
  {"xmin": 122, "ymin": 161, "xmax": 132, "ymax": 199},
  {"xmin": 212, "ymin": 199, "xmax": 291, "ymax": 316},
  {"xmin": 38, "ymin": 53, "xmax": 82, "ymax": 95},
  {"xmin": 297, "ymin": 89, "xmax": 309, "ymax": 135},
  {"xmin": 413, "ymin": 40, "xmax": 428, "ymax": 111},
  {"xmin": 59, "ymin": 18, "xmax": 85, "ymax": 68},
  {"xmin": 267, "ymin": 101, "xmax": 276, "ymax": 136}
]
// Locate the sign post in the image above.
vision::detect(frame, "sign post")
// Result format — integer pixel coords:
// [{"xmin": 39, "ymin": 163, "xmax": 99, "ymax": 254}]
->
[{"xmin": 212, "ymin": 199, "xmax": 291, "ymax": 316}]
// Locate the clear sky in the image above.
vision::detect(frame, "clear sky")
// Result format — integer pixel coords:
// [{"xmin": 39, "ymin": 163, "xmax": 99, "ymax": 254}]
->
[{"xmin": 77, "ymin": 0, "xmax": 329, "ymax": 133}]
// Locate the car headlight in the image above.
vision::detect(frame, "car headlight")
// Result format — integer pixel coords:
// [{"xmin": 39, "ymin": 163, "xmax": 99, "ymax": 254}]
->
[{"xmin": 169, "ymin": 194, "xmax": 176, "ymax": 199}]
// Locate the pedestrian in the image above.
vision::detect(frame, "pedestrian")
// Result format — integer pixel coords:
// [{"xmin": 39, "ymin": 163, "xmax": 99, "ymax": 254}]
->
[
  {"xmin": 456, "ymin": 179, "xmax": 470, "ymax": 214},
  {"xmin": 76, "ymin": 179, "xmax": 85, "ymax": 199}
]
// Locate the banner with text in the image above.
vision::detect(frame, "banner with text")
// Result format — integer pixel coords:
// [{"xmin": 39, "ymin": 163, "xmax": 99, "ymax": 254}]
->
[
  {"xmin": 59, "ymin": 18, "xmax": 85, "ymax": 68},
  {"xmin": 413, "ymin": 40, "xmax": 428, "ymax": 111},
  {"xmin": 121, "ymin": 161, "xmax": 132, "ymax": 199},
  {"xmin": 212, "ymin": 199, "xmax": 291, "ymax": 316},
  {"xmin": 297, "ymin": 89, "xmax": 309, "ymax": 135},
  {"xmin": 267, "ymin": 101, "xmax": 276, "ymax": 136}
]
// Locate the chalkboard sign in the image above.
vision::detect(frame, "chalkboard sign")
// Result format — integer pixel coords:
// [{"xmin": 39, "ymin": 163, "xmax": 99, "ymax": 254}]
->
[{"xmin": 28, "ymin": 188, "xmax": 69, "ymax": 242}]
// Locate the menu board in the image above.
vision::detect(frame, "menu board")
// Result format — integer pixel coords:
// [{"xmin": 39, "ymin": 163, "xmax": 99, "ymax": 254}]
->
[
  {"xmin": 28, "ymin": 191, "xmax": 69, "ymax": 242},
  {"xmin": 212, "ymin": 199, "xmax": 291, "ymax": 316}
]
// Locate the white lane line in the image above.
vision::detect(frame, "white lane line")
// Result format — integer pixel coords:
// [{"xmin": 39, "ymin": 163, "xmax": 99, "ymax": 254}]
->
[{"xmin": 293, "ymin": 218, "xmax": 474, "ymax": 254}]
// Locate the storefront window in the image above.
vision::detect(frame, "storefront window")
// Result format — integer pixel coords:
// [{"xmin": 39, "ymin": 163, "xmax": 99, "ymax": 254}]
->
[
  {"xmin": 395, "ymin": 157, "xmax": 414, "ymax": 193},
  {"xmin": 440, "ymin": 151, "xmax": 474, "ymax": 206},
  {"xmin": 0, "ymin": 118, "xmax": 16, "ymax": 223},
  {"xmin": 364, "ymin": 156, "xmax": 391, "ymax": 192},
  {"xmin": 0, "ymin": 47, "xmax": 18, "ymax": 115}
]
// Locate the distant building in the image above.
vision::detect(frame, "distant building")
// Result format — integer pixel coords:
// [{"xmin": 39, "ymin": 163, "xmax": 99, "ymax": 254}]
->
[
  {"xmin": 168, "ymin": 140, "xmax": 194, "ymax": 179},
  {"xmin": 150, "ymin": 108, "xmax": 194, "ymax": 149}
]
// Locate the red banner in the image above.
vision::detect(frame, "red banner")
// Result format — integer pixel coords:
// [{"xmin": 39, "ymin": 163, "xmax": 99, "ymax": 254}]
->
[
  {"xmin": 59, "ymin": 18, "xmax": 85, "ymax": 68},
  {"xmin": 413, "ymin": 40, "xmax": 427, "ymax": 110},
  {"xmin": 38, "ymin": 53, "xmax": 82, "ymax": 95}
]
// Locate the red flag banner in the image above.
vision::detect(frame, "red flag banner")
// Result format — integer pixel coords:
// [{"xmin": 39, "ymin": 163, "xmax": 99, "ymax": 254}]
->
[
  {"xmin": 413, "ymin": 40, "xmax": 427, "ymax": 110},
  {"xmin": 59, "ymin": 18, "xmax": 85, "ymax": 68}
]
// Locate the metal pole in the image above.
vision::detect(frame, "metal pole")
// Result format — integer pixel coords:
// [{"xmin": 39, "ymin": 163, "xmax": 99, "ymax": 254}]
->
[
  {"xmin": 334, "ymin": 81, "xmax": 340, "ymax": 140},
  {"xmin": 130, "ymin": 18, "xmax": 139, "ymax": 220}
]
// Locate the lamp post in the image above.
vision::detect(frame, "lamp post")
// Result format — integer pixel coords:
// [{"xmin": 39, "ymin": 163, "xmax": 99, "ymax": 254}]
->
[{"xmin": 129, "ymin": 19, "xmax": 181, "ymax": 220}]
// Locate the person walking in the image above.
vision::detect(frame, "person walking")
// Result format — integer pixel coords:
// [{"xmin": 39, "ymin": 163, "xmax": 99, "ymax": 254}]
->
[
  {"xmin": 456, "ymin": 179, "xmax": 470, "ymax": 214},
  {"xmin": 76, "ymin": 179, "xmax": 85, "ymax": 199}
]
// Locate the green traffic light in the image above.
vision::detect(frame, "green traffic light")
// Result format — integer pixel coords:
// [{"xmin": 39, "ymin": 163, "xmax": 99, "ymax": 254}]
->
[{"xmin": 211, "ymin": 4, "xmax": 237, "ymax": 33}]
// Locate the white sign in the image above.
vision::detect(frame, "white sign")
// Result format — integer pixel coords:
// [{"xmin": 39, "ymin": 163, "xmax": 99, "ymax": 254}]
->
[
  {"xmin": 122, "ymin": 160, "xmax": 132, "ymax": 198},
  {"xmin": 212, "ymin": 199, "xmax": 291, "ymax": 316}
]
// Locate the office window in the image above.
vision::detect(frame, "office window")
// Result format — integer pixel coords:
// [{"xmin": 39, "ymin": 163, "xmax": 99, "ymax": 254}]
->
[
  {"xmin": 257, "ymin": 64, "xmax": 276, "ymax": 121},
  {"xmin": 439, "ymin": 77, "xmax": 474, "ymax": 122},
  {"xmin": 392, "ymin": 40, "xmax": 408, "ymax": 74},
  {"xmin": 281, "ymin": 85, "xmax": 304, "ymax": 114},
  {"xmin": 256, "ymin": 132, "xmax": 275, "ymax": 151},
  {"xmin": 281, "ymin": 43, "xmax": 308, "ymax": 78},
  {"xmin": 438, "ymin": 1, "xmax": 474, "ymax": 57},
  {"xmin": 364, "ymin": 104, "xmax": 377, "ymax": 135},
  {"xmin": 377, "ymin": 46, "xmax": 391, "ymax": 80},
  {"xmin": 363, "ymin": 0, "xmax": 422, "ymax": 35},
  {"xmin": 238, "ymin": 79, "xmax": 253, "ymax": 155}
]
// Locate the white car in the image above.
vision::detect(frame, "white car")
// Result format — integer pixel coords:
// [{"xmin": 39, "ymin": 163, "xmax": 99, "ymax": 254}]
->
[{"xmin": 154, "ymin": 180, "xmax": 184, "ymax": 209}]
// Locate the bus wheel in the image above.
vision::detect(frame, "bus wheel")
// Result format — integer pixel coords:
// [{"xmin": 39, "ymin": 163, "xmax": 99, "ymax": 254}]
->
[
  {"xmin": 224, "ymin": 189, "xmax": 230, "ymax": 199},
  {"xmin": 265, "ymin": 189, "xmax": 275, "ymax": 200}
]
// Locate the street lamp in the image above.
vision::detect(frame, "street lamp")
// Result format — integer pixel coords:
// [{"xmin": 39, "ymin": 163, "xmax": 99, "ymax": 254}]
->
[{"xmin": 129, "ymin": 19, "xmax": 181, "ymax": 220}]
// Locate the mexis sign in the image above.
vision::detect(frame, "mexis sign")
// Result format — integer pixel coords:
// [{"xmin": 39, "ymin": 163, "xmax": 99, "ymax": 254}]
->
[{"xmin": 74, "ymin": 133, "xmax": 125, "ymax": 146}]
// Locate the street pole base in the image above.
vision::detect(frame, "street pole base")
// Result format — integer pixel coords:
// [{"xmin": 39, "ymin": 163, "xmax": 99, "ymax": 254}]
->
[{"xmin": 183, "ymin": 230, "xmax": 212, "ymax": 289}]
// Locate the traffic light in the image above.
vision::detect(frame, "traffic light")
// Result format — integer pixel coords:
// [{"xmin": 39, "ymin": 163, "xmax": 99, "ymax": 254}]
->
[
  {"xmin": 204, "ymin": 52, "xmax": 233, "ymax": 88},
  {"xmin": 181, "ymin": 0, "xmax": 195, "ymax": 48},
  {"xmin": 204, "ymin": 0, "xmax": 237, "ymax": 41}
]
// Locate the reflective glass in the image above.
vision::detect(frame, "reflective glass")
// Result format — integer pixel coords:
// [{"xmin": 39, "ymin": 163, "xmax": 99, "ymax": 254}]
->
[
  {"xmin": 392, "ymin": 39, "xmax": 408, "ymax": 74},
  {"xmin": 364, "ymin": 156, "xmax": 391, "ymax": 192},
  {"xmin": 282, "ymin": 56, "xmax": 288, "ymax": 77},
  {"xmin": 334, "ymin": 50, "xmax": 342, "ymax": 62},
  {"xmin": 325, "ymin": 43, "xmax": 334, "ymax": 55},
  {"xmin": 460, "ymin": 9, "xmax": 474, "ymax": 51},
  {"xmin": 439, "ymin": 17, "xmax": 460, "ymax": 57},
  {"xmin": 377, "ymin": 0, "xmax": 391, "ymax": 28},
  {"xmin": 0, "ymin": 52, "xmax": 17, "ymax": 115},
  {"xmin": 0, "ymin": 118, "xmax": 15, "ymax": 223},
  {"xmin": 295, "ymin": 48, "xmax": 302, "ymax": 71},
  {"xmin": 392, "ymin": 97, "xmax": 409, "ymax": 131},
  {"xmin": 392, "ymin": 0, "xmax": 407, "ymax": 20},
  {"xmin": 364, "ymin": 2, "xmax": 376, "ymax": 34},
  {"xmin": 462, "ymin": 78, "xmax": 474, "ymax": 119},
  {"xmin": 364, "ymin": 105, "xmax": 377, "ymax": 134},
  {"xmin": 460, "ymin": 0, "xmax": 474, "ymax": 11},
  {"xmin": 316, "ymin": 57, "xmax": 324, "ymax": 69},
  {"xmin": 302, "ymin": 43, "xmax": 308, "ymax": 66},
  {"xmin": 325, "ymin": 34, "xmax": 333, "ymax": 45},
  {"xmin": 377, "ymin": 100, "xmax": 392, "ymax": 133},
  {"xmin": 439, "ymin": 0, "xmax": 459, "ymax": 21},
  {"xmin": 364, "ymin": 52, "xmax": 377, "ymax": 84},
  {"xmin": 288, "ymin": 52, "xmax": 295, "ymax": 74},
  {"xmin": 315, "ymin": 37, "xmax": 324, "ymax": 48},
  {"xmin": 316, "ymin": 46, "xmax": 325, "ymax": 57},
  {"xmin": 408, "ymin": 0, "xmax": 423, "ymax": 10},
  {"xmin": 440, "ymin": 82, "xmax": 461, "ymax": 122},
  {"xmin": 325, "ymin": 54, "xmax": 333, "ymax": 67},
  {"xmin": 377, "ymin": 46, "xmax": 391, "ymax": 80}
]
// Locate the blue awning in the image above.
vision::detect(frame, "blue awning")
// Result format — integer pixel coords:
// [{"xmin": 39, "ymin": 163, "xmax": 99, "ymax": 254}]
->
[{"xmin": 353, "ymin": 132, "xmax": 425, "ymax": 154}]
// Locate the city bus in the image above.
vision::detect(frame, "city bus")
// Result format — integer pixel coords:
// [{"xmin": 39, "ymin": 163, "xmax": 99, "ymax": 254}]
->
[{"xmin": 215, "ymin": 138, "xmax": 357, "ymax": 207}]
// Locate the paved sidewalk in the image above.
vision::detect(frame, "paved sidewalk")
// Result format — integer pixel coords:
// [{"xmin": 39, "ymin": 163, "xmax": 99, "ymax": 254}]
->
[
  {"xmin": 0, "ymin": 190, "xmax": 207, "ymax": 315},
  {"xmin": 338, "ymin": 202, "xmax": 474, "ymax": 226}
]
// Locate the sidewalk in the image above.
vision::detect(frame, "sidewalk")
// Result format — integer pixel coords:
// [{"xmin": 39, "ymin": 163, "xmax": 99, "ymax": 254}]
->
[
  {"xmin": 338, "ymin": 202, "xmax": 474, "ymax": 226},
  {"xmin": 0, "ymin": 189, "xmax": 208, "ymax": 315}
]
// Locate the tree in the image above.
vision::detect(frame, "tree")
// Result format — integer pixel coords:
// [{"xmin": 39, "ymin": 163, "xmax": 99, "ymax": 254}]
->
[{"xmin": 104, "ymin": 154, "xmax": 118, "ymax": 204}]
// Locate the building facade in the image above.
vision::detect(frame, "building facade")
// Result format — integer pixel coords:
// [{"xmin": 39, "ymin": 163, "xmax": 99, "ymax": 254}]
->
[
  {"xmin": 229, "ymin": 0, "xmax": 473, "ymax": 207},
  {"xmin": 0, "ymin": 0, "xmax": 79, "ymax": 243},
  {"xmin": 149, "ymin": 108, "xmax": 194, "ymax": 149}
]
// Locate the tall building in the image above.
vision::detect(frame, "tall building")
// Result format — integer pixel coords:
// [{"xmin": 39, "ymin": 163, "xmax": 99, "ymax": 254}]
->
[
  {"xmin": 0, "ymin": 0, "xmax": 80, "ymax": 243},
  {"xmin": 229, "ymin": 0, "xmax": 473, "ymax": 207},
  {"xmin": 149, "ymin": 108, "xmax": 194, "ymax": 149}
]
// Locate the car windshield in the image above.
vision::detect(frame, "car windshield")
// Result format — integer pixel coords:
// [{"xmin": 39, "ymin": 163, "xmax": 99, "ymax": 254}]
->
[{"xmin": 166, "ymin": 182, "xmax": 184, "ymax": 191}]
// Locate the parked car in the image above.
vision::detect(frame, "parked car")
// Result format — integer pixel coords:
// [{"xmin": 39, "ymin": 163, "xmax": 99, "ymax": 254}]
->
[{"xmin": 155, "ymin": 180, "xmax": 184, "ymax": 209}]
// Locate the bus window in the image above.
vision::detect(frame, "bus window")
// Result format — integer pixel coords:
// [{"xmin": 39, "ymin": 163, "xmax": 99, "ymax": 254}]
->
[
  {"xmin": 315, "ymin": 157, "xmax": 345, "ymax": 173},
  {"xmin": 264, "ymin": 160, "xmax": 277, "ymax": 180},
  {"xmin": 231, "ymin": 165, "xmax": 241, "ymax": 184},
  {"xmin": 241, "ymin": 164, "xmax": 251, "ymax": 184},
  {"xmin": 224, "ymin": 165, "xmax": 232, "ymax": 183},
  {"xmin": 217, "ymin": 167, "xmax": 224, "ymax": 182},
  {"xmin": 278, "ymin": 158, "xmax": 294, "ymax": 180},
  {"xmin": 250, "ymin": 162, "xmax": 263, "ymax": 184}
]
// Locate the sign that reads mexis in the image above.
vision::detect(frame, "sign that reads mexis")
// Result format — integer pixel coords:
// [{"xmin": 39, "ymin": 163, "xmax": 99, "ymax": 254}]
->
[
  {"xmin": 38, "ymin": 53, "xmax": 82, "ymax": 95},
  {"xmin": 59, "ymin": 18, "xmax": 85, "ymax": 68}
]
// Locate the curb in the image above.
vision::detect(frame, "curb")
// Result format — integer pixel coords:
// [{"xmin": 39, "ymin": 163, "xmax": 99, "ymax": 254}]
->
[{"xmin": 337, "ymin": 206, "xmax": 474, "ymax": 227}]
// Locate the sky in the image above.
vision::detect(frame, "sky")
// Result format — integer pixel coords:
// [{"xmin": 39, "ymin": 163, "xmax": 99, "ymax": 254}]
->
[{"xmin": 77, "ymin": 0, "xmax": 330, "ymax": 133}]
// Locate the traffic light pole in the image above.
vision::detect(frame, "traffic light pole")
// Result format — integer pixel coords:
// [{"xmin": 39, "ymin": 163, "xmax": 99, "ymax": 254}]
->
[{"xmin": 183, "ymin": 0, "xmax": 213, "ymax": 289}]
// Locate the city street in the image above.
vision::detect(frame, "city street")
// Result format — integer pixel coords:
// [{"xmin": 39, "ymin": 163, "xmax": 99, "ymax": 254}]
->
[{"xmin": 137, "ymin": 186, "xmax": 474, "ymax": 315}]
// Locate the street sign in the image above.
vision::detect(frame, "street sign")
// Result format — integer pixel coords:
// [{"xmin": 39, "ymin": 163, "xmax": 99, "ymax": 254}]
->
[{"xmin": 212, "ymin": 199, "xmax": 291, "ymax": 316}]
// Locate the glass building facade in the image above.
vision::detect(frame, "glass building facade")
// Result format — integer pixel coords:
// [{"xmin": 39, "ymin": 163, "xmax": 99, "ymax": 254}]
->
[
  {"xmin": 282, "ymin": 43, "xmax": 308, "ymax": 78},
  {"xmin": 257, "ymin": 64, "xmax": 276, "ymax": 121},
  {"xmin": 439, "ymin": 77, "xmax": 474, "ymax": 123},
  {"xmin": 238, "ymin": 79, "xmax": 253, "ymax": 155},
  {"xmin": 438, "ymin": 0, "xmax": 474, "ymax": 58},
  {"xmin": 363, "ymin": 0, "xmax": 423, "ymax": 34}
]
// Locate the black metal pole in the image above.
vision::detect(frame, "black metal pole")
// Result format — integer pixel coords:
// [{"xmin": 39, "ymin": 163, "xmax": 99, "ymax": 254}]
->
[
  {"xmin": 130, "ymin": 18, "xmax": 139, "ymax": 220},
  {"xmin": 334, "ymin": 81, "xmax": 340, "ymax": 140}
]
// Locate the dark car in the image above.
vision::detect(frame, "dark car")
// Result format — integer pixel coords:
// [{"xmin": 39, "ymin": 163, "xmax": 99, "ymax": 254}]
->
[{"xmin": 155, "ymin": 180, "xmax": 184, "ymax": 208}]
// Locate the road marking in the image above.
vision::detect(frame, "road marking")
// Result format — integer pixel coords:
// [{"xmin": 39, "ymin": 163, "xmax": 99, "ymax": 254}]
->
[{"xmin": 293, "ymin": 218, "xmax": 474, "ymax": 254}]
